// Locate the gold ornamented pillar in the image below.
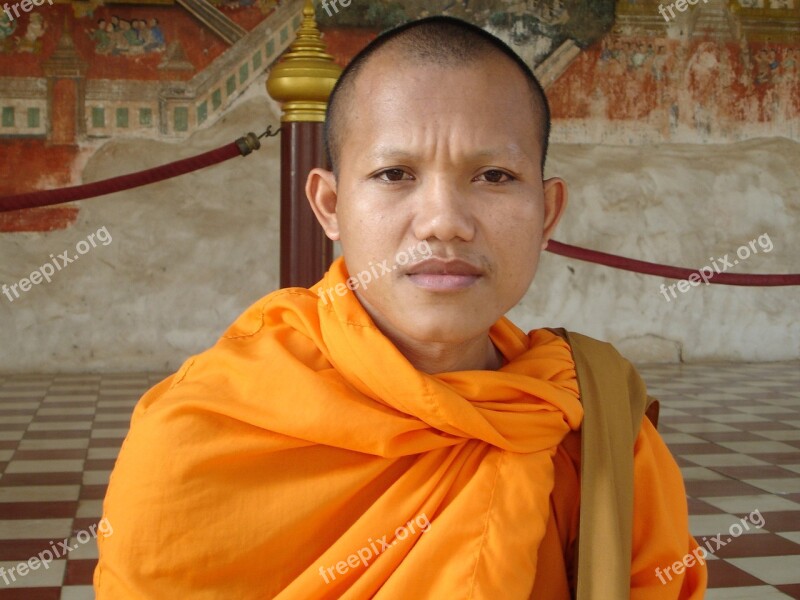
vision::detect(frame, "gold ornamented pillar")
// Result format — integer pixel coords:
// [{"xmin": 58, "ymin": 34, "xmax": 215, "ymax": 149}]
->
[{"xmin": 267, "ymin": 0, "xmax": 342, "ymax": 288}]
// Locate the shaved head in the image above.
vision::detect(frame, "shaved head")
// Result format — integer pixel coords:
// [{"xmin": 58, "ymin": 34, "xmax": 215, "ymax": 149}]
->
[{"xmin": 323, "ymin": 16, "xmax": 551, "ymax": 177}]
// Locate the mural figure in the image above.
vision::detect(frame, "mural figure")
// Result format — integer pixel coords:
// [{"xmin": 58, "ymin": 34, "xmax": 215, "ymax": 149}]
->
[
  {"xmin": 0, "ymin": 9, "xmax": 16, "ymax": 52},
  {"xmin": 16, "ymin": 13, "xmax": 46, "ymax": 53},
  {"xmin": 754, "ymin": 48, "xmax": 774, "ymax": 83},
  {"xmin": 86, "ymin": 18, "xmax": 113, "ymax": 54},
  {"xmin": 87, "ymin": 14, "xmax": 166, "ymax": 55},
  {"xmin": 144, "ymin": 18, "xmax": 165, "ymax": 52},
  {"xmin": 783, "ymin": 47, "xmax": 798, "ymax": 79}
]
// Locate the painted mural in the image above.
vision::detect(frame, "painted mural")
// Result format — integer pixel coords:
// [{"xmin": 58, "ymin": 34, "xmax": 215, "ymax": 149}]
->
[
  {"xmin": 315, "ymin": 0, "xmax": 616, "ymax": 66},
  {"xmin": 546, "ymin": 0, "xmax": 800, "ymax": 142},
  {"xmin": 0, "ymin": 0, "xmax": 302, "ymax": 231},
  {"xmin": 1, "ymin": 0, "xmax": 798, "ymax": 232},
  {"xmin": 316, "ymin": 0, "xmax": 800, "ymax": 143}
]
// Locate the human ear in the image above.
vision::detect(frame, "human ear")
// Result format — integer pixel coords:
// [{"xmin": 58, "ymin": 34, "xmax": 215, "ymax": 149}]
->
[
  {"xmin": 306, "ymin": 168, "xmax": 341, "ymax": 241},
  {"xmin": 540, "ymin": 177, "xmax": 568, "ymax": 250}
]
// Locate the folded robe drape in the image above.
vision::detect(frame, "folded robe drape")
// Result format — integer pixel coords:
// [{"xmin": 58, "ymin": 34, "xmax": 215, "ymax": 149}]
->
[{"xmin": 94, "ymin": 257, "xmax": 706, "ymax": 599}]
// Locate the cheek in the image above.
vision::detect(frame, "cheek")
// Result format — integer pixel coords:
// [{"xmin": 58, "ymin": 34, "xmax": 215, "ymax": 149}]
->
[
  {"xmin": 489, "ymin": 204, "xmax": 542, "ymax": 252},
  {"xmin": 487, "ymin": 205, "xmax": 543, "ymax": 290},
  {"xmin": 339, "ymin": 230, "xmax": 405, "ymax": 294},
  {"xmin": 337, "ymin": 201, "xmax": 386, "ymax": 258},
  {"xmin": 339, "ymin": 202, "xmax": 414, "ymax": 266},
  {"xmin": 343, "ymin": 227, "xmax": 397, "ymax": 268}
]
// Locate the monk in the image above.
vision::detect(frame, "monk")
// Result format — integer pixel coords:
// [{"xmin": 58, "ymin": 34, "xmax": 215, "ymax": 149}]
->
[{"xmin": 94, "ymin": 16, "xmax": 707, "ymax": 599}]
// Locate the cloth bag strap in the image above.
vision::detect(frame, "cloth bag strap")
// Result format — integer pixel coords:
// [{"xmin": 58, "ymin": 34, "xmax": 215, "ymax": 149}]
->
[{"xmin": 546, "ymin": 328, "xmax": 650, "ymax": 600}]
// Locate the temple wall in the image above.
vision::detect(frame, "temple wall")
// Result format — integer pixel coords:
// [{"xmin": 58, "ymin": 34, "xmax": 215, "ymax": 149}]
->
[
  {"xmin": 513, "ymin": 138, "xmax": 799, "ymax": 363},
  {"xmin": 1, "ymin": 86, "xmax": 796, "ymax": 371},
  {"xmin": 1, "ymin": 0, "xmax": 798, "ymax": 371}
]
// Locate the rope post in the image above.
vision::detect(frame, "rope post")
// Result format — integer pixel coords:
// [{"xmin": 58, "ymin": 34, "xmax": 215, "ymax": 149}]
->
[{"xmin": 266, "ymin": 0, "xmax": 342, "ymax": 289}]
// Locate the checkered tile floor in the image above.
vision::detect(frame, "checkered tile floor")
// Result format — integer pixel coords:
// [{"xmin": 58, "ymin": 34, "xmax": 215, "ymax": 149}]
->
[
  {"xmin": 645, "ymin": 362, "xmax": 800, "ymax": 599},
  {"xmin": 0, "ymin": 363, "xmax": 798, "ymax": 599}
]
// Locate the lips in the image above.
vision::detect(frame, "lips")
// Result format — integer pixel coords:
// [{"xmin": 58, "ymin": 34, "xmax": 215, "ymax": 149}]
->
[{"xmin": 405, "ymin": 258, "xmax": 483, "ymax": 291}]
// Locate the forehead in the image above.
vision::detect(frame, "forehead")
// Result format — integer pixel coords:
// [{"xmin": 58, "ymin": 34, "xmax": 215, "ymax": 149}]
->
[
  {"xmin": 341, "ymin": 49, "xmax": 541, "ymax": 159},
  {"xmin": 352, "ymin": 45, "xmax": 533, "ymax": 101}
]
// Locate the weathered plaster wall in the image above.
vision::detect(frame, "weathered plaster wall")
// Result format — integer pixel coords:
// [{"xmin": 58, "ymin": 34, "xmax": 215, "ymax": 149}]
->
[
  {"xmin": 510, "ymin": 137, "xmax": 800, "ymax": 363},
  {"xmin": 1, "ymin": 2, "xmax": 799, "ymax": 370},
  {"xmin": 1, "ymin": 82, "xmax": 797, "ymax": 371},
  {"xmin": 0, "ymin": 84, "xmax": 284, "ymax": 372}
]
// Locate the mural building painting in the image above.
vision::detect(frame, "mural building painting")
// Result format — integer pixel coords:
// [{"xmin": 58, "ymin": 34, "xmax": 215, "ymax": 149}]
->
[{"xmin": 0, "ymin": 0, "xmax": 797, "ymax": 230}]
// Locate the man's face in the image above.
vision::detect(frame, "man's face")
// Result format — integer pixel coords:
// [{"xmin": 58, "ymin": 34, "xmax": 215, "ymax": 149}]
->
[{"xmin": 310, "ymin": 51, "xmax": 565, "ymax": 347}]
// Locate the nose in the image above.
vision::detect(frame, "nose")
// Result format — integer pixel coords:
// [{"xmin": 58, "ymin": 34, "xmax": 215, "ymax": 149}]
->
[{"xmin": 411, "ymin": 176, "xmax": 475, "ymax": 244}]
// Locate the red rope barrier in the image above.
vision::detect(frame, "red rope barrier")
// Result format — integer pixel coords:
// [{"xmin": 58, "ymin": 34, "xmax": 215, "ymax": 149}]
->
[
  {"xmin": 1, "ymin": 130, "xmax": 796, "ymax": 287},
  {"xmin": 546, "ymin": 240, "xmax": 800, "ymax": 286},
  {"xmin": 0, "ymin": 133, "xmax": 264, "ymax": 214}
]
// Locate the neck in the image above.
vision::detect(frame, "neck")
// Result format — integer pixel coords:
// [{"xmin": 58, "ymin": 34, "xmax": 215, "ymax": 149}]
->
[{"xmin": 357, "ymin": 303, "xmax": 504, "ymax": 374}]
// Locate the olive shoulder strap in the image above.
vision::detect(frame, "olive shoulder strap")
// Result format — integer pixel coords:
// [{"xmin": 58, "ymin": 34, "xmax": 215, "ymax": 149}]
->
[{"xmin": 546, "ymin": 328, "xmax": 652, "ymax": 600}]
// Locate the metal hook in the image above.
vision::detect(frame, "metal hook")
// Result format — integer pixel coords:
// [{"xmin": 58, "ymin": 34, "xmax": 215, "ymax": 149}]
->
[
  {"xmin": 258, "ymin": 125, "xmax": 282, "ymax": 140},
  {"xmin": 236, "ymin": 125, "xmax": 281, "ymax": 156}
]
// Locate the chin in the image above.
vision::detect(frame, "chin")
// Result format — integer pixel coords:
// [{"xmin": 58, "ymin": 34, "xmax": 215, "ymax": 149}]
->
[{"xmin": 392, "ymin": 309, "xmax": 500, "ymax": 344}]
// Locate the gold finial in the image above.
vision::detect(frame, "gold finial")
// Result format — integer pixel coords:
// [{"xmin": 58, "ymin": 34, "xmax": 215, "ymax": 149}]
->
[{"xmin": 266, "ymin": 0, "xmax": 343, "ymax": 123}]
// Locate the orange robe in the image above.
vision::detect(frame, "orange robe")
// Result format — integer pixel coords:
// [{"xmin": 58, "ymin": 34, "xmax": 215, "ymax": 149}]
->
[{"xmin": 94, "ymin": 257, "xmax": 706, "ymax": 598}]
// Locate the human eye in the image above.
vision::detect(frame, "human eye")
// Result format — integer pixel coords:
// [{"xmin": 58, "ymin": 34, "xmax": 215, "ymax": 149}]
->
[
  {"xmin": 474, "ymin": 169, "xmax": 516, "ymax": 184},
  {"xmin": 374, "ymin": 168, "xmax": 414, "ymax": 182}
]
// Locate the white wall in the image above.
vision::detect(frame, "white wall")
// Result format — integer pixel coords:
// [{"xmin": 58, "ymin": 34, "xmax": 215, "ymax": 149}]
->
[
  {"xmin": 0, "ymin": 83, "xmax": 283, "ymax": 372},
  {"xmin": 1, "ymin": 81, "xmax": 797, "ymax": 371},
  {"xmin": 511, "ymin": 137, "xmax": 800, "ymax": 363}
]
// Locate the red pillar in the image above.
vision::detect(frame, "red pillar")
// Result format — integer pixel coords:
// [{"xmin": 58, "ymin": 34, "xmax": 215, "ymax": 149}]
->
[
  {"xmin": 279, "ymin": 122, "xmax": 333, "ymax": 288},
  {"xmin": 266, "ymin": 0, "xmax": 342, "ymax": 288}
]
